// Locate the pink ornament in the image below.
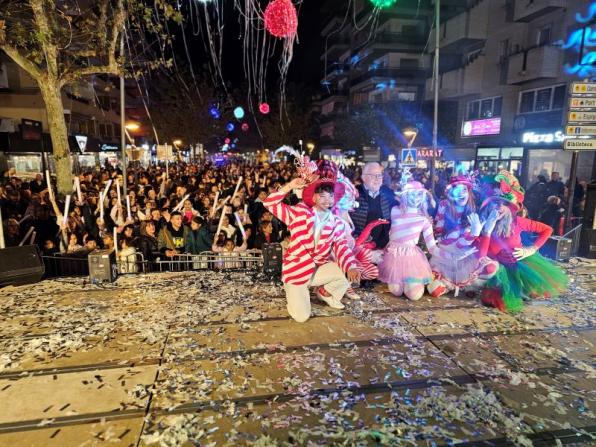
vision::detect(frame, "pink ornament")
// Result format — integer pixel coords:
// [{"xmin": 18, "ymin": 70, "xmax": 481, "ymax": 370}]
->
[
  {"xmin": 224, "ymin": 137, "xmax": 231, "ymax": 144},
  {"xmin": 264, "ymin": 0, "xmax": 298, "ymax": 38},
  {"xmin": 241, "ymin": 123, "xmax": 249, "ymax": 132},
  {"xmin": 259, "ymin": 103, "xmax": 270, "ymax": 114}
]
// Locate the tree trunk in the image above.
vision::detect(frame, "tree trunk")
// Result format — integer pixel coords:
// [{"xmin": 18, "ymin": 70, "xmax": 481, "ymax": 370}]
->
[{"xmin": 39, "ymin": 77, "xmax": 72, "ymax": 197}]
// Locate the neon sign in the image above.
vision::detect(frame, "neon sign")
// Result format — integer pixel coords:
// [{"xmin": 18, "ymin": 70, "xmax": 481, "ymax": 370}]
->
[
  {"xmin": 562, "ymin": 2, "xmax": 596, "ymax": 78},
  {"xmin": 522, "ymin": 131, "xmax": 565, "ymax": 144}
]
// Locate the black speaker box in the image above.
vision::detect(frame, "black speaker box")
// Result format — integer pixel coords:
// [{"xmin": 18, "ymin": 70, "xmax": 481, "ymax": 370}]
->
[
  {"xmin": 540, "ymin": 236, "xmax": 572, "ymax": 261},
  {"xmin": 0, "ymin": 245, "xmax": 45, "ymax": 287},
  {"xmin": 262, "ymin": 243, "xmax": 283, "ymax": 275},
  {"xmin": 579, "ymin": 182, "xmax": 596, "ymax": 258},
  {"xmin": 88, "ymin": 249, "xmax": 117, "ymax": 283}
]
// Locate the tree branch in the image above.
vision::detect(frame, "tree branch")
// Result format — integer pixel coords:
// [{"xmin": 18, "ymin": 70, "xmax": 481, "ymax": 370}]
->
[
  {"xmin": 0, "ymin": 43, "xmax": 43, "ymax": 80},
  {"xmin": 59, "ymin": 64, "xmax": 120, "ymax": 87},
  {"xmin": 29, "ymin": 0, "xmax": 59, "ymax": 77}
]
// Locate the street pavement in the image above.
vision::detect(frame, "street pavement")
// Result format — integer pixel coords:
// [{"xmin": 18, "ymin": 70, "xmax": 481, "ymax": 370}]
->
[{"xmin": 0, "ymin": 260, "xmax": 594, "ymax": 446}]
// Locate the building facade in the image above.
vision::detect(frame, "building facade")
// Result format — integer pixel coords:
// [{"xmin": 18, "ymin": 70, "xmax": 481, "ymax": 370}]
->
[{"xmin": 317, "ymin": 0, "xmax": 596, "ymax": 187}]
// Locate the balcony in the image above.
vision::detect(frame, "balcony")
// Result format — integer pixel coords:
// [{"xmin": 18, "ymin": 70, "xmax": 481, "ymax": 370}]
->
[
  {"xmin": 429, "ymin": 0, "xmax": 488, "ymax": 53},
  {"xmin": 321, "ymin": 34, "xmax": 351, "ymax": 61},
  {"xmin": 350, "ymin": 67, "xmax": 427, "ymax": 91},
  {"xmin": 514, "ymin": 0, "xmax": 565, "ymax": 22},
  {"xmin": 322, "ymin": 63, "xmax": 350, "ymax": 82},
  {"xmin": 425, "ymin": 54, "xmax": 485, "ymax": 100},
  {"xmin": 506, "ymin": 45, "xmax": 562, "ymax": 85},
  {"xmin": 313, "ymin": 88, "xmax": 348, "ymax": 108},
  {"xmin": 351, "ymin": 31, "xmax": 426, "ymax": 64}
]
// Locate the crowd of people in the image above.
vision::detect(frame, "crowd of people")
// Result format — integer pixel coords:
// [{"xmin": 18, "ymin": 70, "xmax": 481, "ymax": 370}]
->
[{"xmin": 0, "ymin": 156, "xmax": 580, "ymax": 319}]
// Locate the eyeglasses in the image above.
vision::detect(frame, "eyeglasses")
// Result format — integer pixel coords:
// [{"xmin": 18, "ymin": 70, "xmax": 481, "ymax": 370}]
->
[{"xmin": 364, "ymin": 174, "xmax": 383, "ymax": 180}]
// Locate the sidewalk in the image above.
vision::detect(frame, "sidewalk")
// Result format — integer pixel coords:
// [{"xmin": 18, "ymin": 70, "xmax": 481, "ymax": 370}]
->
[{"xmin": 0, "ymin": 261, "xmax": 594, "ymax": 446}]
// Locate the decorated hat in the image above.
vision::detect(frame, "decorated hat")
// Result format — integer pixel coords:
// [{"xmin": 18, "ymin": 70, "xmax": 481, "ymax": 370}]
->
[
  {"xmin": 302, "ymin": 160, "xmax": 345, "ymax": 208},
  {"xmin": 481, "ymin": 170, "xmax": 525, "ymax": 210}
]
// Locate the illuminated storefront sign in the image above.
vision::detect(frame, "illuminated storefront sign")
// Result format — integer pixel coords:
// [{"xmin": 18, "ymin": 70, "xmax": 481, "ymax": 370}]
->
[
  {"xmin": 522, "ymin": 131, "xmax": 565, "ymax": 144},
  {"xmin": 417, "ymin": 148, "xmax": 443, "ymax": 158},
  {"xmin": 101, "ymin": 143, "xmax": 119, "ymax": 151},
  {"xmin": 461, "ymin": 118, "xmax": 501, "ymax": 137}
]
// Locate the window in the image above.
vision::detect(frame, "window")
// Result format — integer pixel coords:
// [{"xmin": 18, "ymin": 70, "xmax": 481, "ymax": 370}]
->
[
  {"xmin": 99, "ymin": 123, "xmax": 107, "ymax": 137},
  {"xmin": 518, "ymin": 84, "xmax": 566, "ymax": 113},
  {"xmin": 499, "ymin": 39, "xmax": 509, "ymax": 60},
  {"xmin": 466, "ymin": 96, "xmax": 503, "ymax": 120},
  {"xmin": 537, "ymin": 25, "xmax": 552, "ymax": 46}
]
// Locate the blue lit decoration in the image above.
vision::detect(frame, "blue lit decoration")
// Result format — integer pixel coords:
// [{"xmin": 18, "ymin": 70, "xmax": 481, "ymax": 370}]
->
[
  {"xmin": 209, "ymin": 106, "xmax": 220, "ymax": 119},
  {"xmin": 233, "ymin": 106, "xmax": 245, "ymax": 119},
  {"xmin": 561, "ymin": 2, "xmax": 596, "ymax": 79},
  {"xmin": 226, "ymin": 122, "xmax": 235, "ymax": 132}
]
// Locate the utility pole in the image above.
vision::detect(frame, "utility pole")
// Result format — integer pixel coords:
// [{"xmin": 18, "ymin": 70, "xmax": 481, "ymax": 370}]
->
[
  {"xmin": 120, "ymin": 30, "xmax": 127, "ymax": 197},
  {"xmin": 431, "ymin": 0, "xmax": 440, "ymax": 190}
]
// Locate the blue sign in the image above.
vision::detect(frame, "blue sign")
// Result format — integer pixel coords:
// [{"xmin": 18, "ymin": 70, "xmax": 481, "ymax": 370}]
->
[
  {"xmin": 561, "ymin": 2, "xmax": 596, "ymax": 79},
  {"xmin": 401, "ymin": 149, "xmax": 417, "ymax": 166}
]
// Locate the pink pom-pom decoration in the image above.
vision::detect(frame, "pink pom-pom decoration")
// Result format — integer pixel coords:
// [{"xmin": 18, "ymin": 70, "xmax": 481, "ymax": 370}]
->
[
  {"xmin": 264, "ymin": 0, "xmax": 298, "ymax": 38},
  {"xmin": 259, "ymin": 103, "xmax": 270, "ymax": 114},
  {"xmin": 241, "ymin": 123, "xmax": 249, "ymax": 132}
]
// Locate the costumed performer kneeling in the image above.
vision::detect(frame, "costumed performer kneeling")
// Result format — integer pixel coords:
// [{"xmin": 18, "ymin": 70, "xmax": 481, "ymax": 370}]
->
[
  {"xmin": 264, "ymin": 172, "xmax": 361, "ymax": 323},
  {"xmin": 479, "ymin": 170, "xmax": 568, "ymax": 312}
]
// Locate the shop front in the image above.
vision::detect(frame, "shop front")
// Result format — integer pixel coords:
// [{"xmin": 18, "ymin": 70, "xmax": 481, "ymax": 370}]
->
[{"xmin": 0, "ymin": 131, "xmax": 53, "ymax": 178}]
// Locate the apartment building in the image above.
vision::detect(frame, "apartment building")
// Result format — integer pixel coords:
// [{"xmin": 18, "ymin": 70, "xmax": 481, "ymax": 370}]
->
[
  {"xmin": 0, "ymin": 53, "xmax": 139, "ymax": 176},
  {"xmin": 317, "ymin": 0, "xmax": 595, "ymax": 186},
  {"xmin": 429, "ymin": 0, "xmax": 595, "ymax": 186},
  {"xmin": 315, "ymin": 0, "xmax": 432, "ymax": 160}
]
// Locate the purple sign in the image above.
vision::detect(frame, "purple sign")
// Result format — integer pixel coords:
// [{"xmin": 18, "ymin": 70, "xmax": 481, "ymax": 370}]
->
[{"xmin": 461, "ymin": 118, "xmax": 501, "ymax": 137}]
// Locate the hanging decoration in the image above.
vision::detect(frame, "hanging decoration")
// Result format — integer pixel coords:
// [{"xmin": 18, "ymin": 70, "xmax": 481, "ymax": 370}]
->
[
  {"xmin": 369, "ymin": 0, "xmax": 397, "ymax": 8},
  {"xmin": 233, "ymin": 106, "xmax": 245, "ymax": 119},
  {"xmin": 226, "ymin": 122, "xmax": 235, "ymax": 132},
  {"xmin": 209, "ymin": 106, "xmax": 221, "ymax": 119},
  {"xmin": 241, "ymin": 123, "xmax": 250, "ymax": 132},
  {"xmin": 259, "ymin": 103, "xmax": 270, "ymax": 115},
  {"xmin": 264, "ymin": 0, "xmax": 298, "ymax": 38},
  {"xmin": 224, "ymin": 137, "xmax": 231, "ymax": 144}
]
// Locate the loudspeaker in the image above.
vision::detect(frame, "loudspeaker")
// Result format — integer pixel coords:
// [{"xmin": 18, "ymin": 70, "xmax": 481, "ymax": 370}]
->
[
  {"xmin": 0, "ymin": 245, "xmax": 44, "ymax": 287},
  {"xmin": 88, "ymin": 249, "xmax": 117, "ymax": 283},
  {"xmin": 540, "ymin": 236, "xmax": 572, "ymax": 261},
  {"xmin": 262, "ymin": 243, "xmax": 283, "ymax": 275},
  {"xmin": 579, "ymin": 182, "xmax": 596, "ymax": 258}
]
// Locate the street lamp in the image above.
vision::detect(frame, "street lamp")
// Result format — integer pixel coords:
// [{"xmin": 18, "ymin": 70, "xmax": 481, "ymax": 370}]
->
[
  {"xmin": 173, "ymin": 139, "xmax": 182, "ymax": 146},
  {"xmin": 403, "ymin": 127, "xmax": 418, "ymax": 148},
  {"xmin": 306, "ymin": 142, "xmax": 315, "ymax": 154},
  {"xmin": 125, "ymin": 122, "xmax": 140, "ymax": 131}
]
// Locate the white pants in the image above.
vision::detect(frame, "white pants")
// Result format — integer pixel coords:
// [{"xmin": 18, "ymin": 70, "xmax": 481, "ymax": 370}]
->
[{"xmin": 283, "ymin": 262, "xmax": 349, "ymax": 323}]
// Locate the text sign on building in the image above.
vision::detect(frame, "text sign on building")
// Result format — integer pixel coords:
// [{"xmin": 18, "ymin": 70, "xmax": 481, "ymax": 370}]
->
[
  {"xmin": 569, "ymin": 97, "xmax": 596, "ymax": 109},
  {"xmin": 566, "ymin": 125, "xmax": 596, "ymax": 136},
  {"xmin": 416, "ymin": 148, "xmax": 444, "ymax": 158},
  {"xmin": 568, "ymin": 111, "xmax": 596, "ymax": 122},
  {"xmin": 522, "ymin": 131, "xmax": 565, "ymax": 144},
  {"xmin": 564, "ymin": 139, "xmax": 596, "ymax": 151},
  {"xmin": 461, "ymin": 117, "xmax": 501, "ymax": 137},
  {"xmin": 571, "ymin": 82, "xmax": 596, "ymax": 95}
]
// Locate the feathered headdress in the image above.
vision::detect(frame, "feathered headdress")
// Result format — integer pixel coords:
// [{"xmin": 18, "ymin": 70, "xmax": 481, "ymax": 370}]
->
[{"xmin": 275, "ymin": 145, "xmax": 319, "ymax": 184}]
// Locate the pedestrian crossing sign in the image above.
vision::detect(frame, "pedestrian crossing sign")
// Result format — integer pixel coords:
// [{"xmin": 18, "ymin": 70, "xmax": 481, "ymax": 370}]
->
[{"xmin": 401, "ymin": 149, "xmax": 417, "ymax": 166}]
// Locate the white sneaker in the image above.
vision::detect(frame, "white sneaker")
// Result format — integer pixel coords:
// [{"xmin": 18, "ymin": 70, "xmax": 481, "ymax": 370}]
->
[
  {"xmin": 316, "ymin": 287, "xmax": 345, "ymax": 309},
  {"xmin": 345, "ymin": 287, "xmax": 361, "ymax": 300}
]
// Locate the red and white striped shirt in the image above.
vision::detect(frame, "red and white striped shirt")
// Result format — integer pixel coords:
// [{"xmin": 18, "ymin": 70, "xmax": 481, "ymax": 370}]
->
[{"xmin": 264, "ymin": 190, "xmax": 357, "ymax": 285}]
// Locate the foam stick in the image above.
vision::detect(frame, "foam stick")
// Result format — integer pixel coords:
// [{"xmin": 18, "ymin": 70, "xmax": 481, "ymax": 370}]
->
[
  {"xmin": 234, "ymin": 212, "xmax": 246, "ymax": 239},
  {"xmin": 101, "ymin": 180, "xmax": 112, "ymax": 203},
  {"xmin": 244, "ymin": 203, "xmax": 248, "ymax": 215},
  {"xmin": 74, "ymin": 177, "xmax": 82, "ymax": 202},
  {"xmin": 126, "ymin": 196, "xmax": 132, "ymax": 221},
  {"xmin": 116, "ymin": 179, "xmax": 121, "ymax": 204},
  {"xmin": 0, "ymin": 208, "xmax": 4, "ymax": 249},
  {"xmin": 62, "ymin": 195, "xmax": 71, "ymax": 226},
  {"xmin": 45, "ymin": 170, "xmax": 54, "ymax": 201},
  {"xmin": 30, "ymin": 231, "xmax": 36, "ymax": 245},
  {"xmin": 232, "ymin": 176, "xmax": 243, "ymax": 198},
  {"xmin": 19, "ymin": 226, "xmax": 34, "ymax": 246},
  {"xmin": 173, "ymin": 194, "xmax": 190, "ymax": 212},
  {"xmin": 216, "ymin": 209, "xmax": 226, "ymax": 237},
  {"xmin": 211, "ymin": 191, "xmax": 220, "ymax": 215},
  {"xmin": 99, "ymin": 192, "xmax": 105, "ymax": 221},
  {"xmin": 113, "ymin": 227, "xmax": 118, "ymax": 256}
]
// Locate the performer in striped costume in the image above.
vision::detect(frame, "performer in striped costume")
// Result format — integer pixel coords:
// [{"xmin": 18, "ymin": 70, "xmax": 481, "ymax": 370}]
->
[
  {"xmin": 379, "ymin": 181, "xmax": 440, "ymax": 301},
  {"xmin": 427, "ymin": 174, "xmax": 499, "ymax": 297},
  {"xmin": 264, "ymin": 176, "xmax": 360, "ymax": 322}
]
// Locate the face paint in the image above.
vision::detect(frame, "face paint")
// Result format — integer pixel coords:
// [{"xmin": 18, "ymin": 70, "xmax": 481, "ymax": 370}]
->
[
  {"xmin": 449, "ymin": 184, "xmax": 469, "ymax": 207},
  {"xmin": 405, "ymin": 190, "xmax": 425, "ymax": 209}
]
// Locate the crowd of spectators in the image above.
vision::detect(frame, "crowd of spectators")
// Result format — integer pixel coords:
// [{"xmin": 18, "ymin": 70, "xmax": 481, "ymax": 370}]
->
[{"xmin": 0, "ymin": 158, "xmax": 588, "ymax": 273}]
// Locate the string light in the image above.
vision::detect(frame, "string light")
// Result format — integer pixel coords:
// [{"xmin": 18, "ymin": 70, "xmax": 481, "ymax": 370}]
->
[
  {"xmin": 233, "ymin": 106, "xmax": 245, "ymax": 119},
  {"xmin": 241, "ymin": 123, "xmax": 249, "ymax": 132},
  {"xmin": 264, "ymin": 0, "xmax": 298, "ymax": 38},
  {"xmin": 226, "ymin": 122, "xmax": 235, "ymax": 132}
]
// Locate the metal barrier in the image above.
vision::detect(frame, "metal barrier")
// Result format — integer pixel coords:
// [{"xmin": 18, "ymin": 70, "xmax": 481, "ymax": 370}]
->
[
  {"xmin": 563, "ymin": 224, "xmax": 583, "ymax": 257},
  {"xmin": 151, "ymin": 250, "xmax": 264, "ymax": 272},
  {"xmin": 43, "ymin": 250, "xmax": 264, "ymax": 278},
  {"xmin": 43, "ymin": 254, "xmax": 89, "ymax": 278}
]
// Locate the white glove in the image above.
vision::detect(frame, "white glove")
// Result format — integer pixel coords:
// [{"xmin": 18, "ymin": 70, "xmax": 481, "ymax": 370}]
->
[
  {"xmin": 513, "ymin": 245, "xmax": 537, "ymax": 261},
  {"xmin": 467, "ymin": 213, "xmax": 483, "ymax": 237},
  {"xmin": 482, "ymin": 209, "xmax": 499, "ymax": 236}
]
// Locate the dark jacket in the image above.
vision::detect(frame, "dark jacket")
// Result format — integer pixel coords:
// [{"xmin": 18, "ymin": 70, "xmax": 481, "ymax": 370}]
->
[
  {"xmin": 350, "ymin": 184, "xmax": 397, "ymax": 249},
  {"xmin": 253, "ymin": 231, "xmax": 279, "ymax": 250},
  {"xmin": 185, "ymin": 226, "xmax": 212, "ymax": 254},
  {"xmin": 539, "ymin": 204, "xmax": 564, "ymax": 234},
  {"xmin": 136, "ymin": 234, "xmax": 159, "ymax": 261},
  {"xmin": 157, "ymin": 222, "xmax": 190, "ymax": 253}
]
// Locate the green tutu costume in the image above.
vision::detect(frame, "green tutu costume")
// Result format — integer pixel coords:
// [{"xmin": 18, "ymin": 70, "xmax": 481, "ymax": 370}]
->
[{"xmin": 482, "ymin": 253, "xmax": 568, "ymax": 313}]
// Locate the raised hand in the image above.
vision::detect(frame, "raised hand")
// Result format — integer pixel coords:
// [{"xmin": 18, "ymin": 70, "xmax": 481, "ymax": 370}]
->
[
  {"xmin": 482, "ymin": 209, "xmax": 499, "ymax": 236},
  {"xmin": 467, "ymin": 213, "xmax": 483, "ymax": 237}
]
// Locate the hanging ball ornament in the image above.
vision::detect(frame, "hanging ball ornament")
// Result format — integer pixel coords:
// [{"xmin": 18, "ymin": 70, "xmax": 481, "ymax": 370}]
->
[
  {"xmin": 241, "ymin": 123, "xmax": 249, "ymax": 132},
  {"xmin": 226, "ymin": 122, "xmax": 235, "ymax": 132},
  {"xmin": 209, "ymin": 106, "xmax": 220, "ymax": 119},
  {"xmin": 259, "ymin": 103, "xmax": 270, "ymax": 114},
  {"xmin": 233, "ymin": 106, "xmax": 245, "ymax": 120},
  {"xmin": 264, "ymin": 0, "xmax": 298, "ymax": 38},
  {"xmin": 224, "ymin": 137, "xmax": 231, "ymax": 144},
  {"xmin": 369, "ymin": 0, "xmax": 397, "ymax": 8}
]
